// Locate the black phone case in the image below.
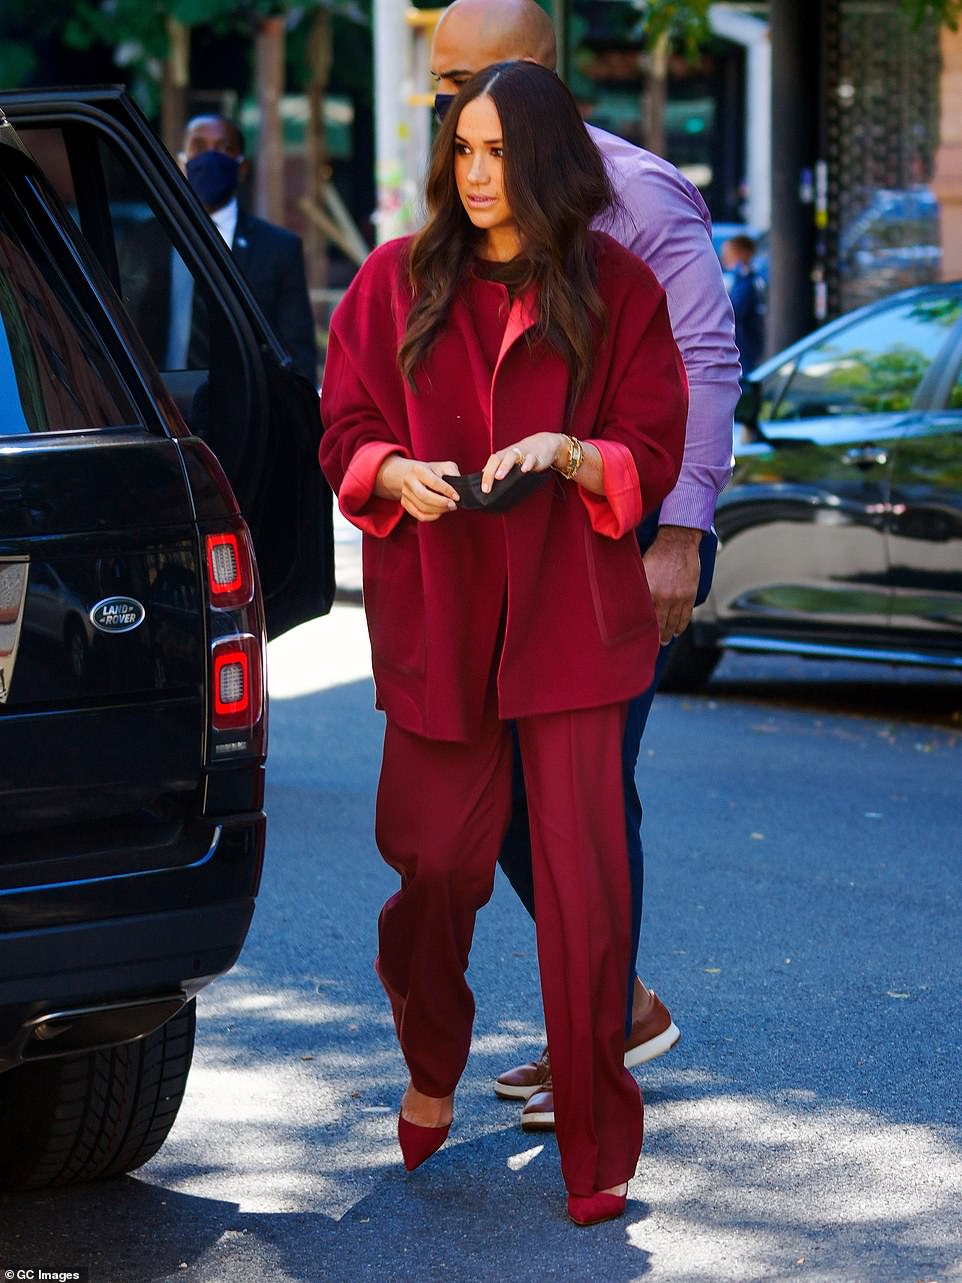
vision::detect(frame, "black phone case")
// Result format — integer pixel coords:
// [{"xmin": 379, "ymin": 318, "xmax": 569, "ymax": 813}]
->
[{"xmin": 442, "ymin": 468, "xmax": 549, "ymax": 513}]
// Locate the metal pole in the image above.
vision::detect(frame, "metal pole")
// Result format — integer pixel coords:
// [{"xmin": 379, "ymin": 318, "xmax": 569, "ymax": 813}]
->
[
  {"xmin": 373, "ymin": 0, "xmax": 416, "ymax": 243},
  {"xmin": 709, "ymin": 5, "xmax": 771, "ymax": 231},
  {"xmin": 768, "ymin": 0, "xmax": 821, "ymax": 352}
]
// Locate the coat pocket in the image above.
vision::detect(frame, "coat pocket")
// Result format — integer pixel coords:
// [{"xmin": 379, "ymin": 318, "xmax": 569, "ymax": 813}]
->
[
  {"xmin": 363, "ymin": 524, "xmax": 426, "ymax": 676},
  {"xmin": 583, "ymin": 525, "xmax": 652, "ymax": 646}
]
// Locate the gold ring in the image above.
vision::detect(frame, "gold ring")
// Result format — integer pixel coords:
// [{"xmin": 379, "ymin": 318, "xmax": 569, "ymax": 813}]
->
[{"xmin": 513, "ymin": 448, "xmax": 524, "ymax": 464}]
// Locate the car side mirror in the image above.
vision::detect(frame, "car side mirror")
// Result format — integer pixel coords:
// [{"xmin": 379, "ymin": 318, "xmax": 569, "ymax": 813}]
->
[{"xmin": 734, "ymin": 379, "xmax": 763, "ymax": 443}]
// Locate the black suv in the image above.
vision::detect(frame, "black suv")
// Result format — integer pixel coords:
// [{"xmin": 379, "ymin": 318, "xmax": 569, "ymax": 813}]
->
[{"xmin": 0, "ymin": 88, "xmax": 333, "ymax": 1189}]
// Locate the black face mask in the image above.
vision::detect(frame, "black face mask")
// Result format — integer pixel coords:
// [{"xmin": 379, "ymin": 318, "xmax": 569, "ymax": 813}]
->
[
  {"xmin": 434, "ymin": 93, "xmax": 456, "ymax": 124},
  {"xmin": 186, "ymin": 151, "xmax": 242, "ymax": 210}
]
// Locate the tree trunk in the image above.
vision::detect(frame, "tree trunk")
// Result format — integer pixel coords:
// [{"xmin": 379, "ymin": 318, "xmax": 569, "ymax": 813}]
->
[
  {"xmin": 306, "ymin": 9, "xmax": 332, "ymax": 292},
  {"xmin": 254, "ymin": 15, "xmax": 286, "ymax": 225},
  {"xmin": 161, "ymin": 17, "xmax": 190, "ymax": 157},
  {"xmin": 642, "ymin": 31, "xmax": 669, "ymax": 158}
]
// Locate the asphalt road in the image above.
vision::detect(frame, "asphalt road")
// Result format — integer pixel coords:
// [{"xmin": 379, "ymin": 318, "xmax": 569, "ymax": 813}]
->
[{"xmin": 1, "ymin": 605, "xmax": 960, "ymax": 1283}]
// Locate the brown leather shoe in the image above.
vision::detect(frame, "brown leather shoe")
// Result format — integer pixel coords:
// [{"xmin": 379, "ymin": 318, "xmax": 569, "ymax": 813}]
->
[
  {"xmin": 494, "ymin": 1046, "xmax": 551, "ymax": 1100},
  {"xmin": 625, "ymin": 987, "xmax": 680, "ymax": 1069},
  {"xmin": 520, "ymin": 1088, "xmax": 555, "ymax": 1131},
  {"xmin": 496, "ymin": 985, "xmax": 680, "ymax": 1101}
]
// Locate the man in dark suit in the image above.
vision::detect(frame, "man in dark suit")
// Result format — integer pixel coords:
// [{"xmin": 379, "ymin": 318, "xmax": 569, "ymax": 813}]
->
[{"xmin": 179, "ymin": 114, "xmax": 318, "ymax": 384}]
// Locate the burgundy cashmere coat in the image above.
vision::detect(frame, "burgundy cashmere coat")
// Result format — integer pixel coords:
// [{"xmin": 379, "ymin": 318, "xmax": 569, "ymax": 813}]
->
[{"xmin": 318, "ymin": 232, "xmax": 688, "ymax": 741}]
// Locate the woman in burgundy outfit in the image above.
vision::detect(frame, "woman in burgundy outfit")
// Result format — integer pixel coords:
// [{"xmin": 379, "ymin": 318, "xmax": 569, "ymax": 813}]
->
[{"xmin": 318, "ymin": 61, "xmax": 687, "ymax": 1226}]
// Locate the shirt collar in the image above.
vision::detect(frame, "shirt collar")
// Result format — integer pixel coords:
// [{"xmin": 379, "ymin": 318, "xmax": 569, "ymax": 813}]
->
[{"xmin": 210, "ymin": 198, "xmax": 239, "ymax": 248}]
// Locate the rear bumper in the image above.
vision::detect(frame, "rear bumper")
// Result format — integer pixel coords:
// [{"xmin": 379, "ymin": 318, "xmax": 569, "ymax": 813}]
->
[{"xmin": 0, "ymin": 811, "xmax": 264, "ymax": 1068}]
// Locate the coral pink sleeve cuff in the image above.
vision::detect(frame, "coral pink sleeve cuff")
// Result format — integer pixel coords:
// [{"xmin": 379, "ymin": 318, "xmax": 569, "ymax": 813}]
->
[
  {"xmin": 578, "ymin": 439, "xmax": 643, "ymax": 538},
  {"xmin": 338, "ymin": 440, "xmax": 410, "ymax": 537}
]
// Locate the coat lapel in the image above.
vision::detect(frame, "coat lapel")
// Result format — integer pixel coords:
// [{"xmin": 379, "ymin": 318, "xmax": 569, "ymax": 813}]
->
[
  {"xmin": 453, "ymin": 278, "xmax": 540, "ymax": 414},
  {"xmin": 231, "ymin": 211, "xmax": 254, "ymax": 275},
  {"xmin": 489, "ymin": 288, "xmax": 550, "ymax": 436},
  {"xmin": 494, "ymin": 287, "xmax": 539, "ymax": 378},
  {"xmin": 451, "ymin": 282, "xmax": 501, "ymax": 430}
]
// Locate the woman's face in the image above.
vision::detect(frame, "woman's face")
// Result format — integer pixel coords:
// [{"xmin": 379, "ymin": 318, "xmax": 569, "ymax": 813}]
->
[{"xmin": 453, "ymin": 95, "xmax": 520, "ymax": 260}]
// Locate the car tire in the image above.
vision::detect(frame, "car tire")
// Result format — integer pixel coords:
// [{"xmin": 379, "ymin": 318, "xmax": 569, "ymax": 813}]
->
[
  {"xmin": 658, "ymin": 629, "xmax": 723, "ymax": 694},
  {"xmin": 0, "ymin": 1000, "xmax": 195, "ymax": 1190}
]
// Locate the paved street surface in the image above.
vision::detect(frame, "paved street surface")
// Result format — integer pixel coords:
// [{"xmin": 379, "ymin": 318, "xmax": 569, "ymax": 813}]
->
[{"xmin": 2, "ymin": 580, "xmax": 961, "ymax": 1282}]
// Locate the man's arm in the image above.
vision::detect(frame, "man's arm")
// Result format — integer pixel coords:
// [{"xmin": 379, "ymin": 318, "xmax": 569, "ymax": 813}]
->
[{"xmin": 606, "ymin": 154, "xmax": 742, "ymax": 641}]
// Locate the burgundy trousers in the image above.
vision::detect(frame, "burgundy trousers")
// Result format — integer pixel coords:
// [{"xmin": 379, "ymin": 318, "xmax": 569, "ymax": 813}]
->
[{"xmin": 374, "ymin": 691, "xmax": 643, "ymax": 1197}]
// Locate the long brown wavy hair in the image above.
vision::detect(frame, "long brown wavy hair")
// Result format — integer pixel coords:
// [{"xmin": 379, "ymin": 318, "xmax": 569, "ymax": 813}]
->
[{"xmin": 397, "ymin": 61, "xmax": 617, "ymax": 420}]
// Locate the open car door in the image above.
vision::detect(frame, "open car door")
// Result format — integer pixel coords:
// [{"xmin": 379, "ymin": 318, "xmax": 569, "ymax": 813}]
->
[{"xmin": 0, "ymin": 85, "xmax": 334, "ymax": 640}]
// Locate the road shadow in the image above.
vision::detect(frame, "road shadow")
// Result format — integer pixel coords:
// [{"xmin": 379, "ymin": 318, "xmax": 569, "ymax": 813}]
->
[
  {"xmin": 0, "ymin": 1131, "xmax": 653, "ymax": 1283},
  {"xmin": 2, "ymin": 655, "xmax": 960, "ymax": 1283},
  {"xmin": 0, "ymin": 1180, "xmax": 238, "ymax": 1281},
  {"xmin": 696, "ymin": 651, "xmax": 962, "ymax": 729}
]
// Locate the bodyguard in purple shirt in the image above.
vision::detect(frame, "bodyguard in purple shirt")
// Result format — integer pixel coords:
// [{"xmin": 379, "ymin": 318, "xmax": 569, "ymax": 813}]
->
[{"xmin": 430, "ymin": 0, "xmax": 742, "ymax": 1131}]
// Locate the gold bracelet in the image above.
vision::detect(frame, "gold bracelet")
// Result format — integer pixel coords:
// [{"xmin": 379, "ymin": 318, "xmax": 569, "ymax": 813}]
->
[
  {"xmin": 567, "ymin": 436, "xmax": 584, "ymax": 479},
  {"xmin": 552, "ymin": 434, "xmax": 584, "ymax": 481},
  {"xmin": 551, "ymin": 434, "xmax": 572, "ymax": 477}
]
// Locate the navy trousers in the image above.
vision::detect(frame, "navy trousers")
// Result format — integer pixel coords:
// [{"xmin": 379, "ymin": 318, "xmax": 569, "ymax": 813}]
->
[{"xmin": 498, "ymin": 510, "xmax": 717, "ymax": 1034}]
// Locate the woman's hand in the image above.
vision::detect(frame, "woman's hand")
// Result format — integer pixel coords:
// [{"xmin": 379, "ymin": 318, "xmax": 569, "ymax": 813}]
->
[
  {"xmin": 481, "ymin": 432, "xmax": 606, "ymax": 497},
  {"xmin": 375, "ymin": 454, "xmax": 462, "ymax": 523},
  {"xmin": 480, "ymin": 432, "xmax": 566, "ymax": 493}
]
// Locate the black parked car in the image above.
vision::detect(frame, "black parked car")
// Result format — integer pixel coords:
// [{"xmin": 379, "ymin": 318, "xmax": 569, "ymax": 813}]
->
[
  {"xmin": 0, "ymin": 89, "xmax": 333, "ymax": 1188},
  {"xmin": 661, "ymin": 281, "xmax": 962, "ymax": 691}
]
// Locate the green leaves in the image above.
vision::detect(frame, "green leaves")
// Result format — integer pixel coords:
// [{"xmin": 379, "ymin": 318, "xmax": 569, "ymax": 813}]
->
[
  {"xmin": 631, "ymin": 1, "xmax": 712, "ymax": 57},
  {"xmin": 899, "ymin": 0, "xmax": 962, "ymax": 27},
  {"xmin": 629, "ymin": 0, "xmax": 959, "ymax": 52},
  {"xmin": 0, "ymin": 41, "xmax": 37, "ymax": 90}
]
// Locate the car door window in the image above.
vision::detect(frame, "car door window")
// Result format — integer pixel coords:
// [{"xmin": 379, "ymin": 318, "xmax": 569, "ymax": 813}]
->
[
  {"xmin": 949, "ymin": 358, "xmax": 962, "ymax": 410},
  {"xmin": 15, "ymin": 125, "xmax": 233, "ymax": 410},
  {"xmin": 0, "ymin": 175, "xmax": 139, "ymax": 436},
  {"xmin": 19, "ymin": 125, "xmax": 209, "ymax": 375},
  {"xmin": 772, "ymin": 293, "xmax": 962, "ymax": 421},
  {"xmin": 758, "ymin": 359, "xmax": 795, "ymax": 421},
  {"xmin": 16, "ymin": 121, "xmax": 261, "ymax": 482},
  {"xmin": 7, "ymin": 92, "xmax": 333, "ymax": 637},
  {"xmin": 96, "ymin": 138, "xmax": 211, "ymax": 374}
]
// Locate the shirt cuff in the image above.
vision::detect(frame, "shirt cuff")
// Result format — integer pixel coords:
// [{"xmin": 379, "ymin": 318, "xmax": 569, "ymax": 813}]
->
[
  {"xmin": 338, "ymin": 440, "xmax": 410, "ymax": 537},
  {"xmin": 658, "ymin": 481, "xmax": 717, "ymax": 531},
  {"xmin": 578, "ymin": 439, "xmax": 643, "ymax": 538}
]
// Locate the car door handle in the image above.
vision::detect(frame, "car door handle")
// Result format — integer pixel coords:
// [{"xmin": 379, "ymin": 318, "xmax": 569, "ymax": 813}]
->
[{"xmin": 841, "ymin": 446, "xmax": 889, "ymax": 468}]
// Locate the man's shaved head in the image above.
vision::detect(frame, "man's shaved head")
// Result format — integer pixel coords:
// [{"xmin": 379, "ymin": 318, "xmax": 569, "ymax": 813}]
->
[
  {"xmin": 431, "ymin": 0, "xmax": 557, "ymax": 93},
  {"xmin": 182, "ymin": 114, "xmax": 245, "ymax": 157}
]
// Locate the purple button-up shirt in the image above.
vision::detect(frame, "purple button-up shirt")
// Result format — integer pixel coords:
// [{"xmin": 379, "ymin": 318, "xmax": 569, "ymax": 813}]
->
[{"xmin": 589, "ymin": 124, "xmax": 741, "ymax": 531}]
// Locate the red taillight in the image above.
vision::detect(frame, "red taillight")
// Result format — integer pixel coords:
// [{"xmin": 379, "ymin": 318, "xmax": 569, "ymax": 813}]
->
[
  {"xmin": 214, "ymin": 648, "xmax": 249, "ymax": 719},
  {"xmin": 205, "ymin": 522, "xmax": 265, "ymax": 761},
  {"xmin": 206, "ymin": 532, "xmax": 253, "ymax": 608},
  {"xmin": 211, "ymin": 634, "xmax": 262, "ymax": 736}
]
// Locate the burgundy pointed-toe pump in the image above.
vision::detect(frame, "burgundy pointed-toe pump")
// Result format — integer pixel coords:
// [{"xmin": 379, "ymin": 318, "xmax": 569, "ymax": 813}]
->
[
  {"xmin": 397, "ymin": 1113, "xmax": 451, "ymax": 1172},
  {"xmin": 566, "ymin": 1186, "xmax": 628, "ymax": 1226}
]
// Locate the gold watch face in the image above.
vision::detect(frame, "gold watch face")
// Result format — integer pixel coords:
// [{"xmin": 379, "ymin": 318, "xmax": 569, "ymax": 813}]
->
[{"xmin": 0, "ymin": 558, "xmax": 29, "ymax": 703}]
